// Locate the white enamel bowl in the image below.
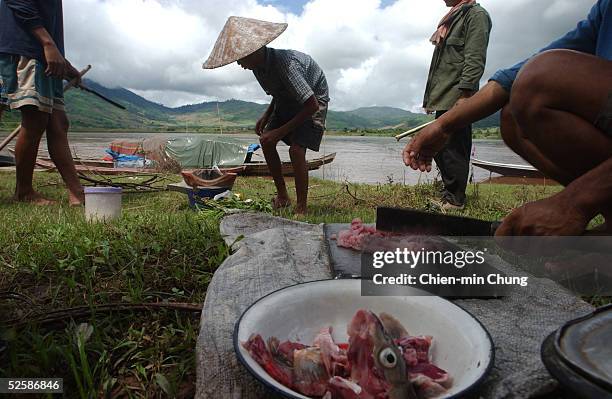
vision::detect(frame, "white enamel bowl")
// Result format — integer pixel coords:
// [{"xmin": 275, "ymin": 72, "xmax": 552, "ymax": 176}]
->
[{"xmin": 234, "ymin": 279, "xmax": 494, "ymax": 399}]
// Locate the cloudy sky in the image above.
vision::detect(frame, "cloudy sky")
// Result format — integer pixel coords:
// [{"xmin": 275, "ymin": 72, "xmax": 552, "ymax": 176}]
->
[{"xmin": 63, "ymin": 0, "xmax": 595, "ymax": 111}]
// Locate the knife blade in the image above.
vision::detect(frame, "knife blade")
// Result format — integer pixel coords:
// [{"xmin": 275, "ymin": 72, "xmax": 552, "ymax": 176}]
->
[{"xmin": 376, "ymin": 207, "xmax": 501, "ymax": 236}]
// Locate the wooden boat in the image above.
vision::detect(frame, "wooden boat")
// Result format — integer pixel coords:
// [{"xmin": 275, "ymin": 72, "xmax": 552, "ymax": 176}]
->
[
  {"xmin": 34, "ymin": 157, "xmax": 147, "ymax": 175},
  {"xmin": 241, "ymin": 152, "xmax": 336, "ymax": 176},
  {"xmin": 28, "ymin": 151, "xmax": 336, "ymax": 177},
  {"xmin": 9, "ymin": 148, "xmax": 114, "ymax": 169},
  {"xmin": 181, "ymin": 168, "xmax": 239, "ymax": 189},
  {"xmin": 40, "ymin": 156, "xmax": 114, "ymax": 168},
  {"xmin": 472, "ymin": 158, "xmax": 544, "ymax": 179},
  {"xmin": 0, "ymin": 154, "xmax": 15, "ymax": 167}
]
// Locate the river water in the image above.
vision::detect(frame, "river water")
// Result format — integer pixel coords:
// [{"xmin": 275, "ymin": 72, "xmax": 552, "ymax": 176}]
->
[{"xmin": 0, "ymin": 131, "xmax": 528, "ymax": 184}]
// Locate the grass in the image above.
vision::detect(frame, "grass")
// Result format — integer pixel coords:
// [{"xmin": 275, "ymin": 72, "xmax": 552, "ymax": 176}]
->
[
  {"xmin": 235, "ymin": 175, "xmax": 561, "ymax": 224},
  {"xmin": 0, "ymin": 169, "xmax": 601, "ymax": 397},
  {"xmin": 0, "ymin": 171, "xmax": 227, "ymax": 397}
]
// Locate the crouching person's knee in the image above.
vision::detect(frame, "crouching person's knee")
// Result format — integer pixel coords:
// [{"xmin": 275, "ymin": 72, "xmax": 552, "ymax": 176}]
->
[
  {"xmin": 500, "ymin": 105, "xmax": 518, "ymax": 145},
  {"xmin": 511, "ymin": 50, "xmax": 571, "ymax": 127}
]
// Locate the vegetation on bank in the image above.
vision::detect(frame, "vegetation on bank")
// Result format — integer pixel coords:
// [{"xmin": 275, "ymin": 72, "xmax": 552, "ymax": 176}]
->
[
  {"xmin": 0, "ymin": 170, "xmax": 589, "ymax": 397},
  {"xmin": 1, "ymin": 121, "xmax": 503, "ymax": 141}
]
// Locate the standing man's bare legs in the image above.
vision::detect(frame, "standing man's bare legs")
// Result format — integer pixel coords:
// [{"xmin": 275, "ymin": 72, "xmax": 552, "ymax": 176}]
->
[
  {"xmin": 289, "ymin": 144, "xmax": 308, "ymax": 215},
  {"xmin": 47, "ymin": 109, "xmax": 84, "ymax": 205},
  {"xmin": 14, "ymin": 106, "xmax": 53, "ymax": 205},
  {"xmin": 260, "ymin": 139, "xmax": 291, "ymax": 209}
]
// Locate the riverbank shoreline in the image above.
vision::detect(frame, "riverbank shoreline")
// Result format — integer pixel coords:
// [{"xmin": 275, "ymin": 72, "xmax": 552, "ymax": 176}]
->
[{"xmin": 1, "ymin": 127, "xmax": 503, "ymax": 140}]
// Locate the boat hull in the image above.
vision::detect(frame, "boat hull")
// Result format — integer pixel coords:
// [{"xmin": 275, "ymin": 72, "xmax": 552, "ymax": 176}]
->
[
  {"xmin": 472, "ymin": 158, "xmax": 544, "ymax": 179},
  {"xmin": 240, "ymin": 152, "xmax": 336, "ymax": 176},
  {"xmin": 29, "ymin": 152, "xmax": 336, "ymax": 177}
]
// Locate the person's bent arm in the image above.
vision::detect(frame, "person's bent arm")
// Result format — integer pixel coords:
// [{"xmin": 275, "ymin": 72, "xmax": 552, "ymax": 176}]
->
[
  {"xmin": 562, "ymin": 157, "xmax": 612, "ymax": 224},
  {"xmin": 30, "ymin": 26, "xmax": 66, "ymax": 78},
  {"xmin": 5, "ymin": 1, "xmax": 66, "ymax": 78},
  {"xmin": 261, "ymin": 95, "xmax": 319, "ymax": 146},
  {"xmin": 403, "ymin": 81, "xmax": 509, "ymax": 171},
  {"xmin": 496, "ymin": 157, "xmax": 612, "ymax": 236},
  {"xmin": 256, "ymin": 99, "xmax": 276, "ymax": 136}
]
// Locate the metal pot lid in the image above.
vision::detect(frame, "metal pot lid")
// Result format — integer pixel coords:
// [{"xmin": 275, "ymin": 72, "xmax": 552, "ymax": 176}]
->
[
  {"xmin": 542, "ymin": 333, "xmax": 612, "ymax": 399},
  {"xmin": 548, "ymin": 305, "xmax": 612, "ymax": 395}
]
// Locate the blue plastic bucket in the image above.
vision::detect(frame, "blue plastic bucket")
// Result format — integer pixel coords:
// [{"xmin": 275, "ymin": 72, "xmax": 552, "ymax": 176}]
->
[{"xmin": 188, "ymin": 187, "xmax": 229, "ymax": 208}]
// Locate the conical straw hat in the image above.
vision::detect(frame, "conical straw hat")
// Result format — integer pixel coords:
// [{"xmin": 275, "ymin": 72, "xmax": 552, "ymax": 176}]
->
[{"xmin": 203, "ymin": 16, "xmax": 288, "ymax": 69}]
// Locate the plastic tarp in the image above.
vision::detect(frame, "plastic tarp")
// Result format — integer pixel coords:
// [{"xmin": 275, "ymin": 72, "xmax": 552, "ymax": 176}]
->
[
  {"xmin": 164, "ymin": 137, "xmax": 249, "ymax": 168},
  {"xmin": 196, "ymin": 213, "xmax": 594, "ymax": 399},
  {"xmin": 108, "ymin": 136, "xmax": 251, "ymax": 168}
]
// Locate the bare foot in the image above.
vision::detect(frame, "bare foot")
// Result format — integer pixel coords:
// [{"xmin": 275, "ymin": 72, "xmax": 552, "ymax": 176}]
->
[
  {"xmin": 272, "ymin": 195, "xmax": 291, "ymax": 210},
  {"xmin": 294, "ymin": 203, "xmax": 307, "ymax": 216},
  {"xmin": 69, "ymin": 191, "xmax": 84, "ymax": 207},
  {"xmin": 15, "ymin": 191, "xmax": 56, "ymax": 206}
]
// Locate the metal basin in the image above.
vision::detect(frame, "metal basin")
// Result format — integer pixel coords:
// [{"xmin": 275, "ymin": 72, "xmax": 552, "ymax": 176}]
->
[{"xmin": 234, "ymin": 279, "xmax": 494, "ymax": 398}]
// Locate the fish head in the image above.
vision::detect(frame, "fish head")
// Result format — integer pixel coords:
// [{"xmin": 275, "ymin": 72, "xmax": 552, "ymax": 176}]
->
[{"xmin": 370, "ymin": 313, "xmax": 407, "ymax": 386}]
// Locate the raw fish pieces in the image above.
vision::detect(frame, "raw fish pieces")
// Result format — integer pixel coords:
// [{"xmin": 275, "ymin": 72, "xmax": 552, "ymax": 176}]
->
[{"xmin": 242, "ymin": 309, "xmax": 451, "ymax": 398}]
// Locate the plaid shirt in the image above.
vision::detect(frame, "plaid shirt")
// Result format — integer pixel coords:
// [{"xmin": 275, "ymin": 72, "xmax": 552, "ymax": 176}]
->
[{"xmin": 253, "ymin": 47, "xmax": 329, "ymax": 105}]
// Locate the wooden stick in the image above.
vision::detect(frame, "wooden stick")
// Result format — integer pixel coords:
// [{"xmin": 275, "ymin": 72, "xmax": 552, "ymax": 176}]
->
[
  {"xmin": 0, "ymin": 65, "xmax": 92, "ymax": 152},
  {"xmin": 78, "ymin": 83, "xmax": 126, "ymax": 110},
  {"xmin": 394, "ymin": 120, "xmax": 435, "ymax": 142}
]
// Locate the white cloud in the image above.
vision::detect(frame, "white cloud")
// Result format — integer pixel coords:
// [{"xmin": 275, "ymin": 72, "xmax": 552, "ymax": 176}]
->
[{"xmin": 63, "ymin": 0, "xmax": 596, "ymax": 111}]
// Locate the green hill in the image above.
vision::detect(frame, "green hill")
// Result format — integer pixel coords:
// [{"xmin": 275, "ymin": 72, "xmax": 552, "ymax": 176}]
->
[{"xmin": 0, "ymin": 80, "xmax": 500, "ymax": 133}]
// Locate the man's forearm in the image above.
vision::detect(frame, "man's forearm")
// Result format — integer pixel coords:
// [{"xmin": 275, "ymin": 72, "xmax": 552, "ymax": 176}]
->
[
  {"xmin": 563, "ymin": 157, "xmax": 612, "ymax": 219},
  {"xmin": 438, "ymin": 81, "xmax": 509, "ymax": 133},
  {"xmin": 31, "ymin": 26, "xmax": 56, "ymax": 48}
]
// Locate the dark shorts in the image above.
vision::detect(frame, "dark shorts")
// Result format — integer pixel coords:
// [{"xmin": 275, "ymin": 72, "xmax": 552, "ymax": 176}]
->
[
  {"xmin": 266, "ymin": 99, "xmax": 328, "ymax": 152},
  {"xmin": 595, "ymin": 91, "xmax": 612, "ymax": 136}
]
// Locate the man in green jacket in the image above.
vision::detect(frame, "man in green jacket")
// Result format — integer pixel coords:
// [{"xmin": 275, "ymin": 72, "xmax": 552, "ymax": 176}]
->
[{"xmin": 423, "ymin": 0, "xmax": 491, "ymax": 210}]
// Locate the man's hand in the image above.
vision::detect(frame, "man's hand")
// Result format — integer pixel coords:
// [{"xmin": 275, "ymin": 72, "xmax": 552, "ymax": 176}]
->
[
  {"xmin": 495, "ymin": 194, "xmax": 590, "ymax": 236},
  {"xmin": 64, "ymin": 61, "xmax": 82, "ymax": 86},
  {"xmin": 255, "ymin": 114, "xmax": 270, "ymax": 136},
  {"xmin": 259, "ymin": 129, "xmax": 283, "ymax": 147},
  {"xmin": 30, "ymin": 27, "xmax": 66, "ymax": 79},
  {"xmin": 42, "ymin": 43, "xmax": 66, "ymax": 78},
  {"xmin": 402, "ymin": 122, "xmax": 450, "ymax": 172}
]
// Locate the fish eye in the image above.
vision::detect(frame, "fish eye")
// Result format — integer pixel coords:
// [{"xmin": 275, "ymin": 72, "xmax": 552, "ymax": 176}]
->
[{"xmin": 379, "ymin": 348, "xmax": 397, "ymax": 368}]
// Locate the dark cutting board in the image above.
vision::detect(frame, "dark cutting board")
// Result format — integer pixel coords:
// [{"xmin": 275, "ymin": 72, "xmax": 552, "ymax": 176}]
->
[
  {"xmin": 323, "ymin": 223, "xmax": 505, "ymax": 298},
  {"xmin": 324, "ymin": 223, "xmax": 366, "ymax": 278}
]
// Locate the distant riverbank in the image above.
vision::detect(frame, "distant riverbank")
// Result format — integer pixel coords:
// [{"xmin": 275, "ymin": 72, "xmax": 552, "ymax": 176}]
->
[{"xmin": 0, "ymin": 123, "xmax": 502, "ymax": 140}]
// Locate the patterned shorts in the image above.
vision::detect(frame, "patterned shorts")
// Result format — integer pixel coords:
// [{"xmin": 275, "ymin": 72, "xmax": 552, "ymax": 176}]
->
[
  {"xmin": 266, "ymin": 99, "xmax": 328, "ymax": 152},
  {"xmin": 595, "ymin": 91, "xmax": 612, "ymax": 136},
  {"xmin": 0, "ymin": 54, "xmax": 65, "ymax": 114}
]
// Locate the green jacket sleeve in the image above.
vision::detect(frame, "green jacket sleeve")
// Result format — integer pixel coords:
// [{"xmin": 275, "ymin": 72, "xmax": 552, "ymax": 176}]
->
[{"xmin": 458, "ymin": 9, "xmax": 492, "ymax": 91}]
